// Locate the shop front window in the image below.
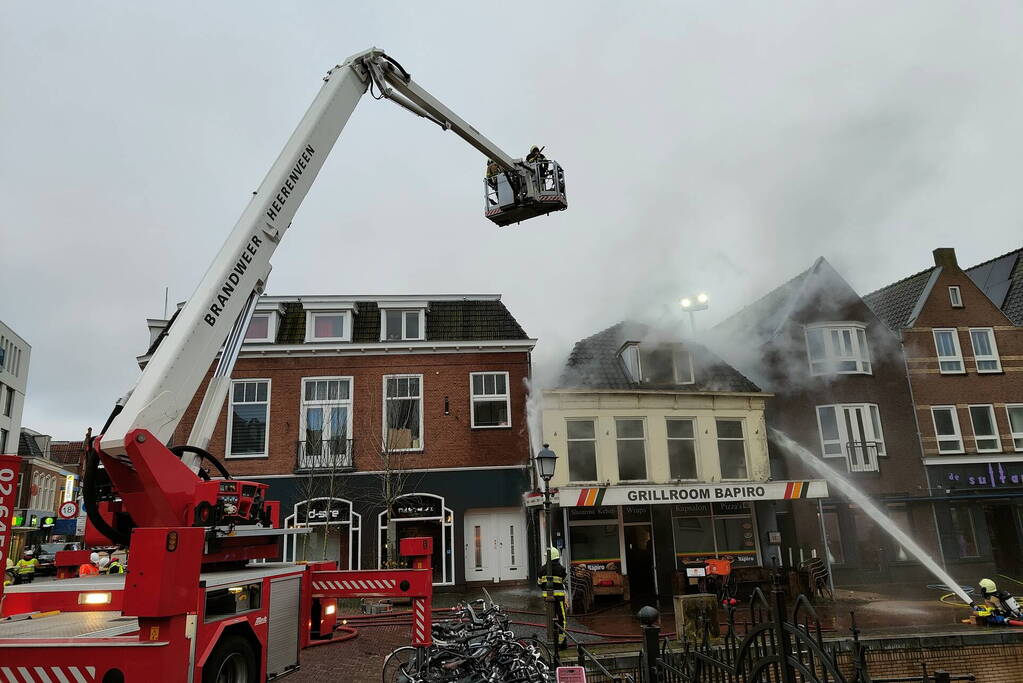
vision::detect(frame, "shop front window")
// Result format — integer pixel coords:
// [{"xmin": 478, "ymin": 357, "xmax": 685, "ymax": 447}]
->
[
  {"xmin": 946, "ymin": 504, "xmax": 979, "ymax": 559},
  {"xmin": 671, "ymin": 502, "xmax": 758, "ymax": 567},
  {"xmin": 568, "ymin": 523, "xmax": 622, "ymax": 572}
]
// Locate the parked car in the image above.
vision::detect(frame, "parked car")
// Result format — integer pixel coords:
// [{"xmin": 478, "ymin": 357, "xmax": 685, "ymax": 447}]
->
[{"xmin": 35, "ymin": 542, "xmax": 82, "ymax": 576}]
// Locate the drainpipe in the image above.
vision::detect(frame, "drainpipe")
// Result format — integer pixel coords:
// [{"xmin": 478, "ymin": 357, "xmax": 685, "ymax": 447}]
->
[{"xmin": 899, "ymin": 328, "xmax": 949, "ymax": 570}]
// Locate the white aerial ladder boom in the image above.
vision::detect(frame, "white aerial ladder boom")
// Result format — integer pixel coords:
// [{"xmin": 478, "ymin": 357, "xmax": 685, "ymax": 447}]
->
[{"xmin": 98, "ymin": 48, "xmax": 566, "ymax": 466}]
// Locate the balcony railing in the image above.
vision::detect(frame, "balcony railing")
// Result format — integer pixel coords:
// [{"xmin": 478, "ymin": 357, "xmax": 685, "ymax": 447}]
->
[
  {"xmin": 296, "ymin": 438, "xmax": 354, "ymax": 472},
  {"xmin": 845, "ymin": 441, "xmax": 881, "ymax": 473}
]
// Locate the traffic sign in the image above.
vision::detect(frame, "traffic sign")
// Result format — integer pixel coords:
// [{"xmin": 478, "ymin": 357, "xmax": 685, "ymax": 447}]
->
[{"xmin": 58, "ymin": 500, "xmax": 80, "ymax": 519}]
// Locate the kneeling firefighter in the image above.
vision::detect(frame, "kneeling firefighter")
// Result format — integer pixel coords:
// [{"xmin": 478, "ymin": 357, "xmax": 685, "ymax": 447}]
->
[
  {"xmin": 538, "ymin": 547, "xmax": 567, "ymax": 649},
  {"xmin": 978, "ymin": 578, "xmax": 1023, "ymax": 621}
]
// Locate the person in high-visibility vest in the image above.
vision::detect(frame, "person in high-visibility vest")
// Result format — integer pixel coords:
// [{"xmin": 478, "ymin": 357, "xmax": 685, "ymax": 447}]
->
[
  {"xmin": 15, "ymin": 550, "xmax": 40, "ymax": 583},
  {"xmin": 104, "ymin": 555, "xmax": 125, "ymax": 574},
  {"xmin": 537, "ymin": 547, "xmax": 568, "ymax": 649}
]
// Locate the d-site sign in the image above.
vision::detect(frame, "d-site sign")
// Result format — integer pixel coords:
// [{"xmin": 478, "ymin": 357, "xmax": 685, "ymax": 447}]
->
[
  {"xmin": 0, "ymin": 455, "xmax": 23, "ymax": 599},
  {"xmin": 562, "ymin": 480, "xmax": 828, "ymax": 507}
]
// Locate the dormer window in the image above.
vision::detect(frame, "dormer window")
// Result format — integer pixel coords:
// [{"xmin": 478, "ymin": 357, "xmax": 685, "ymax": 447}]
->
[
  {"xmin": 378, "ymin": 301, "xmax": 427, "ymax": 342},
  {"xmin": 619, "ymin": 343, "xmax": 695, "ymax": 385},
  {"xmin": 620, "ymin": 343, "xmax": 641, "ymax": 381},
  {"xmin": 243, "ymin": 303, "xmax": 284, "ymax": 343},
  {"xmin": 302, "ymin": 301, "xmax": 357, "ymax": 343}
]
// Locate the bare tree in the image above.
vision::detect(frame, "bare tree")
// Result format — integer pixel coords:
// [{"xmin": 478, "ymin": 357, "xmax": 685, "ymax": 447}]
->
[{"xmin": 292, "ymin": 383, "xmax": 355, "ymax": 562}]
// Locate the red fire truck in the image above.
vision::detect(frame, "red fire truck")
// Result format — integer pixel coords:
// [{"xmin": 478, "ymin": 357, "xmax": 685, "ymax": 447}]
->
[{"xmin": 0, "ymin": 47, "xmax": 565, "ymax": 681}]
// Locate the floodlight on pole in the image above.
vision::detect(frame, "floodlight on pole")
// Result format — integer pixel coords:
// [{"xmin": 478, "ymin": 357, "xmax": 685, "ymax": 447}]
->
[{"xmin": 680, "ymin": 292, "xmax": 710, "ymax": 333}]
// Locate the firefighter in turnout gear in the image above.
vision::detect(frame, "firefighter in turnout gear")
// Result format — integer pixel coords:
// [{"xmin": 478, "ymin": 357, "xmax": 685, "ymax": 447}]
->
[
  {"xmin": 15, "ymin": 550, "xmax": 39, "ymax": 584},
  {"xmin": 979, "ymin": 578, "xmax": 1023, "ymax": 619},
  {"xmin": 538, "ymin": 547, "xmax": 568, "ymax": 649}
]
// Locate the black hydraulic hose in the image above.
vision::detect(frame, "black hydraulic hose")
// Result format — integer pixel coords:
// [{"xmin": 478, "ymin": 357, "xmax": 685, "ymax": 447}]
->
[
  {"xmin": 169, "ymin": 444, "xmax": 232, "ymax": 480},
  {"xmin": 82, "ymin": 446, "xmax": 132, "ymax": 546},
  {"xmin": 381, "ymin": 53, "xmax": 412, "ymax": 81},
  {"xmin": 82, "ymin": 402, "xmax": 135, "ymax": 547}
]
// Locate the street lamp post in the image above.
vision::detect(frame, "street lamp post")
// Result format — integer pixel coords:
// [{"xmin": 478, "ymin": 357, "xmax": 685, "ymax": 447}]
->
[
  {"xmin": 535, "ymin": 444, "xmax": 559, "ymax": 657},
  {"xmin": 680, "ymin": 292, "xmax": 709, "ymax": 334}
]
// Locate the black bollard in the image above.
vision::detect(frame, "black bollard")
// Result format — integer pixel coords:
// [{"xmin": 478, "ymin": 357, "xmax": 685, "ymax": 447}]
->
[{"xmin": 638, "ymin": 606, "xmax": 660, "ymax": 683}]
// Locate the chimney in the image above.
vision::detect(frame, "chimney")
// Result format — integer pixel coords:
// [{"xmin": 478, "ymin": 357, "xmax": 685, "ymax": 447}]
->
[{"xmin": 933, "ymin": 248, "xmax": 959, "ymax": 269}]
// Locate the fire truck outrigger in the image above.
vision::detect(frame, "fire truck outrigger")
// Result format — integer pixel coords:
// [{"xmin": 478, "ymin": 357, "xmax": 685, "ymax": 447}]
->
[{"xmin": 0, "ymin": 47, "xmax": 566, "ymax": 682}]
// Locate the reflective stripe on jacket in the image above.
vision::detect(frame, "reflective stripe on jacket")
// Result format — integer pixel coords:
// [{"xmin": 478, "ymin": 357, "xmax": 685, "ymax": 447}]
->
[{"xmin": 15, "ymin": 559, "xmax": 38, "ymax": 574}]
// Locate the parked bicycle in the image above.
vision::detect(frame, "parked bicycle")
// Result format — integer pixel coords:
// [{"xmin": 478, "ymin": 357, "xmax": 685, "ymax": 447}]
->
[{"xmin": 383, "ymin": 591, "xmax": 552, "ymax": 683}]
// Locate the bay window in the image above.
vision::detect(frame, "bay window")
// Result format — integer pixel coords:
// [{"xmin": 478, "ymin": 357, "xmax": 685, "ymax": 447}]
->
[{"xmin": 805, "ymin": 323, "xmax": 871, "ymax": 375}]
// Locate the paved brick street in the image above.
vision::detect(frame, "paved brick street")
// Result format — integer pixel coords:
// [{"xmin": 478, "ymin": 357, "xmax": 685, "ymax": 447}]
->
[{"xmin": 290, "ymin": 624, "xmax": 407, "ymax": 683}]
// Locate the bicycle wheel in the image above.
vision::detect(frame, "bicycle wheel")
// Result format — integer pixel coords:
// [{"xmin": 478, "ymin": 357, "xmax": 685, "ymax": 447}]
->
[
  {"xmin": 516, "ymin": 637, "xmax": 553, "ymax": 667},
  {"xmin": 382, "ymin": 646, "xmax": 418, "ymax": 683}
]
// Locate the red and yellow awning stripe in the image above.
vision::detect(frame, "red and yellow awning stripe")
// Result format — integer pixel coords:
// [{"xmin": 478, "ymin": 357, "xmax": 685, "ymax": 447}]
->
[
  {"xmin": 783, "ymin": 481, "xmax": 809, "ymax": 499},
  {"xmin": 574, "ymin": 487, "xmax": 607, "ymax": 506}
]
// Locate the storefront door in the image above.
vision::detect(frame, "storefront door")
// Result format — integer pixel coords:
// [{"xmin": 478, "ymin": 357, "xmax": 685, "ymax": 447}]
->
[
  {"xmin": 624, "ymin": 524, "xmax": 656, "ymax": 605},
  {"xmin": 464, "ymin": 508, "xmax": 527, "ymax": 583}
]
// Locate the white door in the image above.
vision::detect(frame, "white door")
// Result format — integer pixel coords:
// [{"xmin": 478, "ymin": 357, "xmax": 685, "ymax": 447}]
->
[{"xmin": 464, "ymin": 508, "xmax": 527, "ymax": 583}]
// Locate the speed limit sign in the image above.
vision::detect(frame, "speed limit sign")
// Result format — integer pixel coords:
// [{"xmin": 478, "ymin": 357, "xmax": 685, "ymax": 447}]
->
[{"xmin": 58, "ymin": 501, "xmax": 79, "ymax": 519}]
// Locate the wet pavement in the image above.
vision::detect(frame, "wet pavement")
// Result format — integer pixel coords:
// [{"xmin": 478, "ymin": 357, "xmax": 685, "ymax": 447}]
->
[{"xmin": 289, "ymin": 584, "xmax": 1010, "ymax": 682}]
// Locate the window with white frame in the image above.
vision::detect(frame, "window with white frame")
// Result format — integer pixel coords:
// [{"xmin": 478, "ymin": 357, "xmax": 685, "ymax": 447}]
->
[
  {"xmin": 619, "ymin": 343, "xmax": 641, "ymax": 382},
  {"xmin": 948, "ymin": 286, "xmax": 963, "ymax": 307},
  {"xmin": 634, "ymin": 346, "xmax": 696, "ymax": 385},
  {"xmin": 244, "ymin": 311, "xmax": 278, "ymax": 343},
  {"xmin": 816, "ymin": 404, "xmax": 886, "ymax": 472},
  {"xmin": 968, "ymin": 405, "xmax": 1001, "ymax": 453},
  {"xmin": 716, "ymin": 419, "xmax": 748, "ymax": 479},
  {"xmin": 615, "ymin": 418, "xmax": 648, "ymax": 481},
  {"xmin": 932, "ymin": 329, "xmax": 964, "ymax": 373},
  {"xmin": 305, "ymin": 311, "xmax": 352, "ymax": 342},
  {"xmin": 1007, "ymin": 405, "xmax": 1023, "ymax": 452},
  {"xmin": 566, "ymin": 419, "xmax": 598, "ymax": 482},
  {"xmin": 384, "ymin": 375, "xmax": 423, "ymax": 451},
  {"xmin": 666, "ymin": 417, "xmax": 698, "ymax": 480},
  {"xmin": 227, "ymin": 380, "xmax": 270, "ymax": 458},
  {"xmin": 470, "ymin": 372, "xmax": 510, "ymax": 428},
  {"xmin": 968, "ymin": 328, "xmax": 1001, "ymax": 373},
  {"xmin": 805, "ymin": 323, "xmax": 872, "ymax": 375},
  {"xmin": 382, "ymin": 310, "xmax": 425, "ymax": 341},
  {"xmin": 301, "ymin": 377, "xmax": 353, "ymax": 462},
  {"xmin": 931, "ymin": 406, "xmax": 963, "ymax": 453},
  {"xmin": 2, "ymin": 385, "xmax": 11, "ymax": 418}
]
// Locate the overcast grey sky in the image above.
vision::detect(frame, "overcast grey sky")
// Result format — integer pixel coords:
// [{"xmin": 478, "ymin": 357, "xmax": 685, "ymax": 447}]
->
[{"xmin": 2, "ymin": 2, "xmax": 1022, "ymax": 439}]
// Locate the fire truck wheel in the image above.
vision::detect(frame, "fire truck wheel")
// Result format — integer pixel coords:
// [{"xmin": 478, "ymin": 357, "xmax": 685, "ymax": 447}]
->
[{"xmin": 203, "ymin": 634, "xmax": 258, "ymax": 683}]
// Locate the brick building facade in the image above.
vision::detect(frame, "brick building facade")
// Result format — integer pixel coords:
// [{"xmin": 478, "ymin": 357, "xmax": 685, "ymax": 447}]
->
[
  {"xmin": 155, "ymin": 294, "xmax": 536, "ymax": 586},
  {"xmin": 716, "ymin": 257, "xmax": 938, "ymax": 588},
  {"xmin": 866, "ymin": 247, "xmax": 1023, "ymax": 579}
]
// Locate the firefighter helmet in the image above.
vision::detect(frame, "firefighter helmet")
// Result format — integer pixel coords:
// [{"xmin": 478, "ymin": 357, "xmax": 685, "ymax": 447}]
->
[{"xmin": 980, "ymin": 578, "xmax": 997, "ymax": 595}]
